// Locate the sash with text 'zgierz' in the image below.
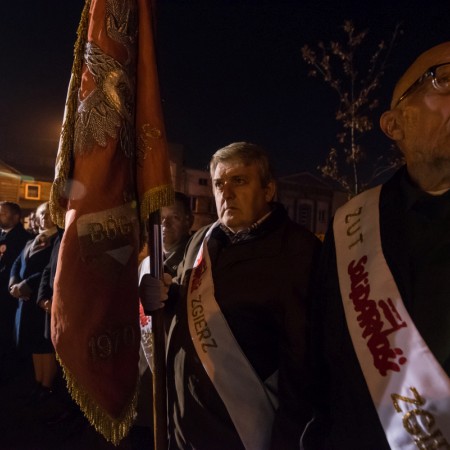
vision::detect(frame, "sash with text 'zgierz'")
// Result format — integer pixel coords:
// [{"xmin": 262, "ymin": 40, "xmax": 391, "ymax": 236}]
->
[
  {"xmin": 184, "ymin": 222, "xmax": 277, "ymax": 450},
  {"xmin": 334, "ymin": 185, "xmax": 450, "ymax": 450}
]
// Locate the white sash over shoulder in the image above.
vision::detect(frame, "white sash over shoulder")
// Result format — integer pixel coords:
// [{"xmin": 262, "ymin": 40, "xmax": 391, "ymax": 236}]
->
[
  {"xmin": 186, "ymin": 223, "xmax": 277, "ymax": 450},
  {"xmin": 334, "ymin": 185, "xmax": 450, "ymax": 449}
]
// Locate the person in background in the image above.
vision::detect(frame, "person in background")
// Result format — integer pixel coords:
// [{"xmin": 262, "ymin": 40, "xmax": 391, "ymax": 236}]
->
[
  {"xmin": 35, "ymin": 227, "xmax": 63, "ymax": 404},
  {"xmin": 9, "ymin": 202, "xmax": 58, "ymax": 404},
  {"xmin": 27, "ymin": 211, "xmax": 39, "ymax": 236},
  {"xmin": 161, "ymin": 191, "xmax": 195, "ymax": 276},
  {"xmin": 142, "ymin": 142, "xmax": 321, "ymax": 449},
  {"xmin": 303, "ymin": 42, "xmax": 450, "ymax": 449},
  {"xmin": 0, "ymin": 202, "xmax": 31, "ymax": 382},
  {"xmin": 133, "ymin": 192, "xmax": 194, "ymax": 449},
  {"xmin": 139, "ymin": 191, "xmax": 194, "ymax": 280}
]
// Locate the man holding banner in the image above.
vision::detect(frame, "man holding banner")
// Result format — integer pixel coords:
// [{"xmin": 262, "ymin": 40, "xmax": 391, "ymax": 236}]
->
[
  {"xmin": 144, "ymin": 141, "xmax": 321, "ymax": 449},
  {"xmin": 303, "ymin": 43, "xmax": 450, "ymax": 449}
]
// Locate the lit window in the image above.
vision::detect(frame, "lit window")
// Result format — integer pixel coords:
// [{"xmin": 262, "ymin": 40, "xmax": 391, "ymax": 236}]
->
[{"xmin": 24, "ymin": 184, "xmax": 41, "ymax": 200}]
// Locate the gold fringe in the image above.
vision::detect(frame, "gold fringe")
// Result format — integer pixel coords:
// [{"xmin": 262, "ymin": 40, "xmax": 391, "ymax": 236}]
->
[
  {"xmin": 49, "ymin": 0, "xmax": 92, "ymax": 229},
  {"xmin": 139, "ymin": 184, "xmax": 175, "ymax": 223},
  {"xmin": 56, "ymin": 353, "xmax": 139, "ymax": 446}
]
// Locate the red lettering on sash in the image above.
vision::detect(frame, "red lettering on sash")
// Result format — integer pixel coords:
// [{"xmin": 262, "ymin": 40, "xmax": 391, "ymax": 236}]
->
[
  {"xmin": 348, "ymin": 256, "xmax": 408, "ymax": 376},
  {"xmin": 190, "ymin": 258, "xmax": 206, "ymax": 293}
]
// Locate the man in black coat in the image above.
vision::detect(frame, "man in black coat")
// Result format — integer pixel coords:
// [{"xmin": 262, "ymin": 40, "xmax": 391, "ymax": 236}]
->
[
  {"xmin": 303, "ymin": 42, "xmax": 450, "ymax": 449},
  {"xmin": 143, "ymin": 142, "xmax": 321, "ymax": 449},
  {"xmin": 0, "ymin": 202, "xmax": 31, "ymax": 380}
]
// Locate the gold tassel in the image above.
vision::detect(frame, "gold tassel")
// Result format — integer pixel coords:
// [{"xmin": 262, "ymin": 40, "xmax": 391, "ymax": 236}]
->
[
  {"xmin": 56, "ymin": 354, "xmax": 138, "ymax": 446},
  {"xmin": 139, "ymin": 184, "xmax": 175, "ymax": 224},
  {"xmin": 49, "ymin": 0, "xmax": 92, "ymax": 229}
]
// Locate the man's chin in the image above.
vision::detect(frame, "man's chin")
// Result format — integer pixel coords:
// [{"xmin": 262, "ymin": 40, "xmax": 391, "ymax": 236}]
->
[
  {"xmin": 221, "ymin": 218, "xmax": 248, "ymax": 233},
  {"xmin": 162, "ymin": 237, "xmax": 174, "ymax": 248},
  {"xmin": 220, "ymin": 214, "xmax": 236, "ymax": 228}
]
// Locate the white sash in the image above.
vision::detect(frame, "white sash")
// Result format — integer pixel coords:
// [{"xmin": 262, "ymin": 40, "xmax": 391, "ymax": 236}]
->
[
  {"xmin": 334, "ymin": 185, "xmax": 450, "ymax": 450},
  {"xmin": 136, "ymin": 257, "xmax": 155, "ymax": 375},
  {"xmin": 186, "ymin": 223, "xmax": 277, "ymax": 450}
]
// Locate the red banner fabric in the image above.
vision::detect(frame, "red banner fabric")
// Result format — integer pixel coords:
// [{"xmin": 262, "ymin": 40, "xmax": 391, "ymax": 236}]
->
[{"xmin": 50, "ymin": 0, "xmax": 173, "ymax": 444}]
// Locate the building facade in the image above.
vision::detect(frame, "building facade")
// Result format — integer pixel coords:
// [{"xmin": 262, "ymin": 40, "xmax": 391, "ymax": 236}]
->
[
  {"xmin": 276, "ymin": 172, "xmax": 347, "ymax": 238},
  {"xmin": 0, "ymin": 159, "xmax": 52, "ymax": 221}
]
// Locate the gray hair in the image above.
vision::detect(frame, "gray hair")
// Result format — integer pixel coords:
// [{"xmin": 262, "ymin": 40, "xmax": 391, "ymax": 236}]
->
[{"xmin": 209, "ymin": 142, "xmax": 275, "ymax": 187}]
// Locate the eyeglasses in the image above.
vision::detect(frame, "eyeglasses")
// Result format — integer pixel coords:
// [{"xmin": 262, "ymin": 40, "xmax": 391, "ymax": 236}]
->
[{"xmin": 394, "ymin": 62, "xmax": 450, "ymax": 108}]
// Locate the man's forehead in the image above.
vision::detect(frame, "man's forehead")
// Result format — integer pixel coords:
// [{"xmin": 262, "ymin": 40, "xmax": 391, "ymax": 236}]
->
[
  {"xmin": 213, "ymin": 160, "xmax": 254, "ymax": 177},
  {"xmin": 391, "ymin": 42, "xmax": 450, "ymax": 108}
]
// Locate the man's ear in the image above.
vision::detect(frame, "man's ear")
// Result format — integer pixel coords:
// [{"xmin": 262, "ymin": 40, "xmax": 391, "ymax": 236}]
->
[
  {"xmin": 264, "ymin": 180, "xmax": 276, "ymax": 202},
  {"xmin": 380, "ymin": 110, "xmax": 404, "ymax": 141}
]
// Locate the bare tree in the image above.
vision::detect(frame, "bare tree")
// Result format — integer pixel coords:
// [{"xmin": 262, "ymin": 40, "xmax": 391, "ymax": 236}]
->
[{"xmin": 302, "ymin": 21, "xmax": 403, "ymax": 197}]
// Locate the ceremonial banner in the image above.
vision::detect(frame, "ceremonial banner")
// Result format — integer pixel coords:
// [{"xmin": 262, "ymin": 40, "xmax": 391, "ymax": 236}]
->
[
  {"xmin": 134, "ymin": 0, "xmax": 173, "ymax": 221},
  {"xmin": 50, "ymin": 0, "xmax": 173, "ymax": 444}
]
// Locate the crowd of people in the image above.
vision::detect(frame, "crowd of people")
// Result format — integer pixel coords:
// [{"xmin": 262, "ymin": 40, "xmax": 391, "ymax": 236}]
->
[
  {"xmin": 0, "ymin": 202, "xmax": 70, "ymax": 415},
  {"xmin": 0, "ymin": 202, "xmax": 126, "ymax": 448},
  {"xmin": 1, "ymin": 41, "xmax": 450, "ymax": 449}
]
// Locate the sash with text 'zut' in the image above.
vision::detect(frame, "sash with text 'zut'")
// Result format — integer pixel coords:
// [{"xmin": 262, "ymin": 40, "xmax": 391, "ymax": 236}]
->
[
  {"xmin": 334, "ymin": 185, "xmax": 450, "ymax": 450},
  {"xmin": 185, "ymin": 223, "xmax": 278, "ymax": 450}
]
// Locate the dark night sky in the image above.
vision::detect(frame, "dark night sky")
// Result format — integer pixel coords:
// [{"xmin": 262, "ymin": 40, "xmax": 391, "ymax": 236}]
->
[{"xmin": 1, "ymin": 0, "xmax": 449, "ymax": 181}]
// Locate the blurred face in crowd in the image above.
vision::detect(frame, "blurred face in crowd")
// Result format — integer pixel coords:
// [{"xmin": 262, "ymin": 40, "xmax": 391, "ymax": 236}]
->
[
  {"xmin": 212, "ymin": 159, "xmax": 275, "ymax": 233},
  {"xmin": 161, "ymin": 201, "xmax": 192, "ymax": 252},
  {"xmin": 0, "ymin": 204, "xmax": 19, "ymax": 230},
  {"xmin": 28, "ymin": 212, "xmax": 39, "ymax": 233},
  {"xmin": 36, "ymin": 203, "xmax": 54, "ymax": 232}
]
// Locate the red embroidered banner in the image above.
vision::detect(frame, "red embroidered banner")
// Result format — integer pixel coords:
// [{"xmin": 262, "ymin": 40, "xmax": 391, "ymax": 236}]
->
[{"xmin": 50, "ymin": 0, "xmax": 173, "ymax": 444}]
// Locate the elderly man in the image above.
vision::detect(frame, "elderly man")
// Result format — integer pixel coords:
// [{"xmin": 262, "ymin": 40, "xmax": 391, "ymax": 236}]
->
[
  {"xmin": 0, "ymin": 202, "xmax": 31, "ymax": 380},
  {"xmin": 156, "ymin": 142, "xmax": 321, "ymax": 449},
  {"xmin": 304, "ymin": 43, "xmax": 450, "ymax": 449}
]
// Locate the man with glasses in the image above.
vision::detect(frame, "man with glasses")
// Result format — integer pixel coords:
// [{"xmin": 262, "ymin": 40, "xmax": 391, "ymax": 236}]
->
[{"xmin": 303, "ymin": 43, "xmax": 450, "ymax": 449}]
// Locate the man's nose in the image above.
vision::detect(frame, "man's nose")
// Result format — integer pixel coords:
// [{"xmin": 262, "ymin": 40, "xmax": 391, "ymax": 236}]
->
[{"xmin": 222, "ymin": 182, "xmax": 235, "ymax": 199}]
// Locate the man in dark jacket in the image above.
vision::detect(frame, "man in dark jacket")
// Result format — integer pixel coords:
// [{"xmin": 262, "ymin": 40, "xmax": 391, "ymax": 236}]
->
[
  {"xmin": 303, "ymin": 42, "xmax": 450, "ymax": 449},
  {"xmin": 144, "ymin": 142, "xmax": 321, "ymax": 449},
  {"xmin": 0, "ymin": 201, "xmax": 31, "ymax": 380}
]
